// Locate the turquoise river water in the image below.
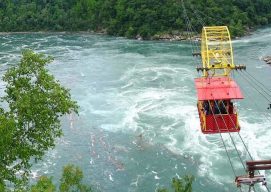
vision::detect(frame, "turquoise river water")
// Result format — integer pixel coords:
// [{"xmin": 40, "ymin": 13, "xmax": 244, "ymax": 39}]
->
[{"xmin": 0, "ymin": 28, "xmax": 271, "ymax": 192}]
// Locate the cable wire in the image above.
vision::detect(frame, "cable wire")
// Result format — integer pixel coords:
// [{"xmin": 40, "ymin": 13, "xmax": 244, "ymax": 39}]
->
[
  {"xmin": 265, "ymin": 185, "xmax": 271, "ymax": 192},
  {"xmin": 244, "ymin": 71, "xmax": 271, "ymax": 95},
  {"xmin": 237, "ymin": 73, "xmax": 271, "ymax": 123},
  {"xmin": 213, "ymin": 100, "xmax": 247, "ymax": 172},
  {"xmin": 207, "ymin": 100, "xmax": 238, "ymax": 177},
  {"xmin": 242, "ymin": 71, "xmax": 271, "ymax": 99},
  {"xmin": 238, "ymin": 71, "xmax": 271, "ymax": 103},
  {"xmin": 218, "ymin": 99, "xmax": 256, "ymax": 163},
  {"xmin": 181, "ymin": 0, "xmax": 202, "ymax": 67}
]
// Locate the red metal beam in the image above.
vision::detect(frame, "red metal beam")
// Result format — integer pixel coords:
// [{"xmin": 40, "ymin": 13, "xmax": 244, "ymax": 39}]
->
[
  {"xmin": 246, "ymin": 160, "xmax": 271, "ymax": 166},
  {"xmin": 247, "ymin": 165, "xmax": 271, "ymax": 171}
]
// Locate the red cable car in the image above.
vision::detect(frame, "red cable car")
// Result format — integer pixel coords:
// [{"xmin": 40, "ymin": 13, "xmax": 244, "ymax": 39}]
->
[
  {"xmin": 194, "ymin": 26, "xmax": 246, "ymax": 134},
  {"xmin": 195, "ymin": 77, "xmax": 244, "ymax": 134}
]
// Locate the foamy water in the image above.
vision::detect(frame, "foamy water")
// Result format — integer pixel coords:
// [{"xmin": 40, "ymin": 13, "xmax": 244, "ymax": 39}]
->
[{"xmin": 0, "ymin": 29, "xmax": 271, "ymax": 191}]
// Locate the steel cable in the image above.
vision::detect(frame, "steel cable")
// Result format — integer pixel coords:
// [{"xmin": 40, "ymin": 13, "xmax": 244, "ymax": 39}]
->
[
  {"xmin": 242, "ymin": 71, "xmax": 271, "ymax": 99},
  {"xmin": 180, "ymin": 0, "xmax": 202, "ymax": 68},
  {"xmin": 244, "ymin": 71, "xmax": 271, "ymax": 95},
  {"xmin": 238, "ymin": 71, "xmax": 271, "ymax": 103},
  {"xmin": 207, "ymin": 100, "xmax": 238, "ymax": 177}
]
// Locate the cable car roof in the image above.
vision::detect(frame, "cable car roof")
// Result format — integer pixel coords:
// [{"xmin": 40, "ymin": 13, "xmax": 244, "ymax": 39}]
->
[{"xmin": 195, "ymin": 77, "xmax": 244, "ymax": 100}]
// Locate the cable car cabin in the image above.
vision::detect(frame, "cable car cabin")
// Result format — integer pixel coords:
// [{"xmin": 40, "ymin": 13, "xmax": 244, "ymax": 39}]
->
[{"xmin": 195, "ymin": 77, "xmax": 244, "ymax": 134}]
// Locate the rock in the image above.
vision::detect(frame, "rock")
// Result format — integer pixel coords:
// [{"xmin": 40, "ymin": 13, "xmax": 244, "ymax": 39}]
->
[
  {"xmin": 192, "ymin": 36, "xmax": 201, "ymax": 42},
  {"xmin": 160, "ymin": 34, "xmax": 172, "ymax": 40},
  {"xmin": 175, "ymin": 36, "xmax": 181, "ymax": 40},
  {"xmin": 152, "ymin": 34, "xmax": 160, "ymax": 40},
  {"xmin": 136, "ymin": 34, "xmax": 142, "ymax": 40},
  {"xmin": 262, "ymin": 56, "xmax": 271, "ymax": 64},
  {"xmin": 151, "ymin": 33, "xmax": 188, "ymax": 41}
]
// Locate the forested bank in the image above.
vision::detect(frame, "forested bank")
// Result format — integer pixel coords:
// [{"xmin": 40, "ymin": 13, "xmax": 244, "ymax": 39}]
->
[{"xmin": 0, "ymin": 0, "xmax": 271, "ymax": 39}]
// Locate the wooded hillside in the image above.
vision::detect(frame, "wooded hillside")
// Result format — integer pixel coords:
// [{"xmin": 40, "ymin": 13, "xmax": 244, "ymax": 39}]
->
[{"xmin": 0, "ymin": 0, "xmax": 270, "ymax": 39}]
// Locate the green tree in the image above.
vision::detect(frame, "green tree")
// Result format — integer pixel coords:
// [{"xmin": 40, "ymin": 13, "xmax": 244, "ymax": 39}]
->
[
  {"xmin": 0, "ymin": 50, "xmax": 78, "ymax": 189},
  {"xmin": 158, "ymin": 175, "xmax": 194, "ymax": 192},
  {"xmin": 30, "ymin": 176, "xmax": 56, "ymax": 192},
  {"xmin": 59, "ymin": 165, "xmax": 92, "ymax": 192},
  {"xmin": 30, "ymin": 165, "xmax": 92, "ymax": 192}
]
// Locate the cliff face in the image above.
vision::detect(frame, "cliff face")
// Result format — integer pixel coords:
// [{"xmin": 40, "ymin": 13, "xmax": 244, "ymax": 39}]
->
[{"xmin": 0, "ymin": 0, "xmax": 271, "ymax": 39}]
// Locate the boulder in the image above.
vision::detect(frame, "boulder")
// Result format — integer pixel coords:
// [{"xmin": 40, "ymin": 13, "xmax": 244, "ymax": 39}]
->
[{"xmin": 262, "ymin": 56, "xmax": 271, "ymax": 64}]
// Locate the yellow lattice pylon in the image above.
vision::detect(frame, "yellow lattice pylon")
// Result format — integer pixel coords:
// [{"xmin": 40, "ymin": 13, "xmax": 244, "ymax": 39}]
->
[{"xmin": 201, "ymin": 26, "xmax": 235, "ymax": 77}]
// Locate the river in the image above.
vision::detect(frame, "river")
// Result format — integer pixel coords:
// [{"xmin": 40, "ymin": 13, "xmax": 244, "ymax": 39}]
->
[{"xmin": 0, "ymin": 28, "xmax": 271, "ymax": 192}]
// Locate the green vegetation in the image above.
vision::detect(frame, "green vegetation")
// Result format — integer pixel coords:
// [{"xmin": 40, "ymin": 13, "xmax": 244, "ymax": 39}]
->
[
  {"xmin": 0, "ymin": 50, "xmax": 78, "ymax": 190},
  {"xmin": 30, "ymin": 164, "xmax": 92, "ymax": 192},
  {"xmin": 0, "ymin": 0, "xmax": 271, "ymax": 38},
  {"xmin": 158, "ymin": 175, "xmax": 194, "ymax": 192}
]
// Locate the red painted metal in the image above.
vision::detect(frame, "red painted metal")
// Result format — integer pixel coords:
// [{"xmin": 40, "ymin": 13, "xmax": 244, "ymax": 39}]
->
[
  {"xmin": 195, "ymin": 77, "xmax": 244, "ymax": 101},
  {"xmin": 203, "ymin": 114, "xmax": 239, "ymax": 134},
  {"xmin": 235, "ymin": 160, "xmax": 271, "ymax": 187},
  {"xmin": 235, "ymin": 175, "xmax": 266, "ymax": 187},
  {"xmin": 197, "ymin": 104, "xmax": 240, "ymax": 134},
  {"xmin": 247, "ymin": 160, "xmax": 271, "ymax": 166},
  {"xmin": 246, "ymin": 160, "xmax": 271, "ymax": 177}
]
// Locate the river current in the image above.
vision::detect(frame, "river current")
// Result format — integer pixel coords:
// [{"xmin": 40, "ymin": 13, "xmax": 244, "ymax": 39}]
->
[{"xmin": 0, "ymin": 28, "xmax": 271, "ymax": 192}]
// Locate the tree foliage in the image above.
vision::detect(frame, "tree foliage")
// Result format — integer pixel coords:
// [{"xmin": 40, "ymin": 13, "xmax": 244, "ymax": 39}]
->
[
  {"xmin": 0, "ymin": 50, "xmax": 78, "ymax": 189},
  {"xmin": 0, "ymin": 0, "xmax": 270, "ymax": 38},
  {"xmin": 158, "ymin": 175, "xmax": 194, "ymax": 192},
  {"xmin": 30, "ymin": 176, "xmax": 56, "ymax": 192},
  {"xmin": 30, "ymin": 165, "xmax": 92, "ymax": 192},
  {"xmin": 59, "ymin": 164, "xmax": 92, "ymax": 192}
]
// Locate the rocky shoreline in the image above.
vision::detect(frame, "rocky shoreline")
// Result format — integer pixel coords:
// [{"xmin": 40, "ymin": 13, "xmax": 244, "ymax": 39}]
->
[
  {"xmin": 0, "ymin": 31, "xmax": 197, "ymax": 41},
  {"xmin": 0, "ymin": 29, "xmax": 247, "ymax": 42},
  {"xmin": 151, "ymin": 34, "xmax": 201, "ymax": 41},
  {"xmin": 151, "ymin": 34, "xmax": 189, "ymax": 41},
  {"xmin": 135, "ymin": 32, "xmax": 200, "ymax": 41}
]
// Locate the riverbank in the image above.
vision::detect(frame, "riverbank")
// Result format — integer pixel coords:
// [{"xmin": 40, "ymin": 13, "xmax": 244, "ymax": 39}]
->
[
  {"xmin": 0, "ymin": 27, "xmax": 251, "ymax": 42},
  {"xmin": 0, "ymin": 31, "xmax": 105, "ymax": 35},
  {"xmin": 146, "ymin": 32, "xmax": 200, "ymax": 41},
  {"xmin": 0, "ymin": 30, "xmax": 200, "ymax": 41}
]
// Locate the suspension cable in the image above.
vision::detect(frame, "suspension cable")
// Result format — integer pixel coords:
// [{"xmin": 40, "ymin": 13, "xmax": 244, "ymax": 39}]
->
[
  {"xmin": 242, "ymin": 71, "xmax": 271, "ymax": 99},
  {"xmin": 237, "ymin": 73, "xmax": 271, "ymax": 123},
  {"xmin": 212, "ymin": 99, "xmax": 270, "ymax": 191},
  {"xmin": 218, "ymin": 100, "xmax": 256, "ymax": 161},
  {"xmin": 238, "ymin": 71, "xmax": 271, "ymax": 103},
  {"xmin": 217, "ymin": 96, "xmax": 271, "ymax": 192},
  {"xmin": 235, "ymin": 75, "xmax": 271, "ymax": 192},
  {"xmin": 207, "ymin": 100, "xmax": 238, "ymax": 177},
  {"xmin": 186, "ymin": 5, "xmax": 247, "ymax": 33},
  {"xmin": 265, "ymin": 185, "xmax": 271, "ymax": 192},
  {"xmin": 213, "ymin": 100, "xmax": 247, "ymax": 171},
  {"xmin": 189, "ymin": 4, "xmax": 207, "ymax": 27},
  {"xmin": 208, "ymin": 102, "xmax": 245, "ymax": 192},
  {"xmin": 180, "ymin": 0, "xmax": 202, "ymax": 68},
  {"xmin": 244, "ymin": 71, "xmax": 271, "ymax": 95}
]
